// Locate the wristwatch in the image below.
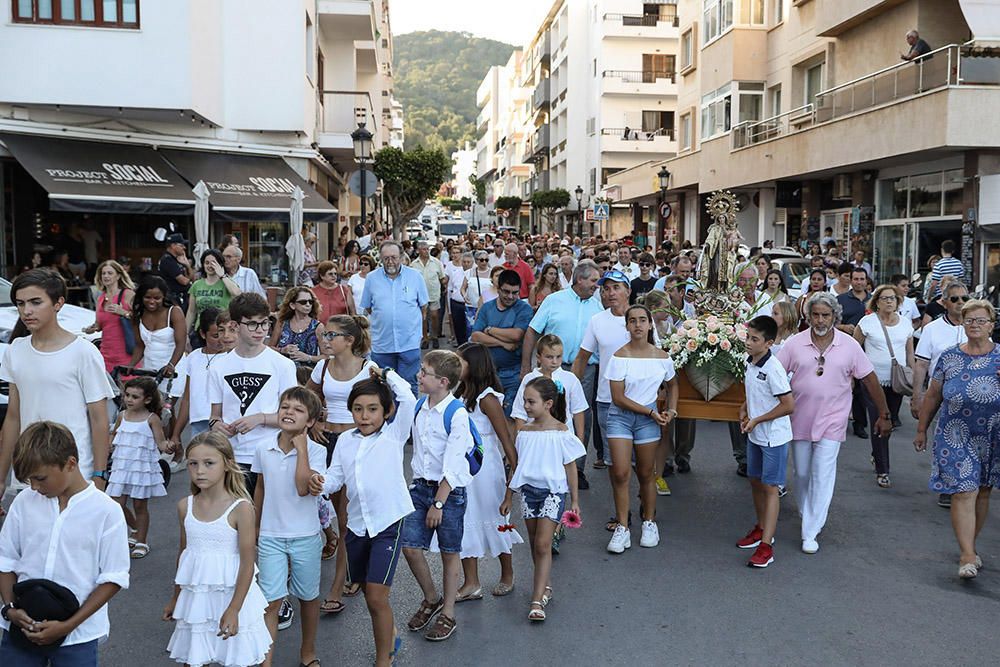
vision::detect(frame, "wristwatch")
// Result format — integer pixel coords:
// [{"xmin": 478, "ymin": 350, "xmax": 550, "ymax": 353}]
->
[
  {"xmin": 433, "ymin": 500, "xmax": 445, "ymax": 510},
  {"xmin": 91, "ymin": 470, "xmax": 106, "ymax": 480},
  {"xmin": 1, "ymin": 602, "xmax": 15, "ymax": 621}
]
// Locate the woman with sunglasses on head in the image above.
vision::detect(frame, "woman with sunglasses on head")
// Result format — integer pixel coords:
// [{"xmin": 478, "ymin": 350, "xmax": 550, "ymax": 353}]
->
[
  {"xmin": 306, "ymin": 314, "xmax": 378, "ymax": 614},
  {"xmin": 776, "ymin": 292, "xmax": 892, "ymax": 554},
  {"xmin": 268, "ymin": 286, "xmax": 325, "ymax": 365},
  {"xmin": 313, "ymin": 260, "xmax": 356, "ymax": 319}
]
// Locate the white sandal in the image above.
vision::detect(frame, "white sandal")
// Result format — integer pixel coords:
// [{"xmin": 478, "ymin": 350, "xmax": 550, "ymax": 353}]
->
[
  {"xmin": 130, "ymin": 543, "xmax": 150, "ymax": 559},
  {"xmin": 958, "ymin": 562, "xmax": 978, "ymax": 579},
  {"xmin": 528, "ymin": 601, "xmax": 546, "ymax": 622}
]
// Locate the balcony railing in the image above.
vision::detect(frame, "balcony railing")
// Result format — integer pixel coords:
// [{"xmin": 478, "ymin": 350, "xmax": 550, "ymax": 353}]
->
[
  {"xmin": 533, "ymin": 77, "xmax": 551, "ymax": 110},
  {"xmin": 732, "ymin": 43, "xmax": 1000, "ymax": 150},
  {"xmin": 602, "ymin": 70, "xmax": 675, "ymax": 84},
  {"xmin": 602, "ymin": 127, "xmax": 675, "ymax": 141},
  {"xmin": 603, "ymin": 11, "xmax": 679, "ymax": 28}
]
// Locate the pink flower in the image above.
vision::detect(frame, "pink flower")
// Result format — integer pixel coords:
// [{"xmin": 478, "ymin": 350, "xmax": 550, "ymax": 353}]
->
[
  {"xmin": 686, "ymin": 327, "xmax": 700, "ymax": 338},
  {"xmin": 735, "ymin": 326, "xmax": 748, "ymax": 342},
  {"xmin": 686, "ymin": 339, "xmax": 698, "ymax": 352},
  {"xmin": 683, "ymin": 319, "xmax": 699, "ymax": 329},
  {"xmin": 670, "ymin": 343, "xmax": 681, "ymax": 355},
  {"xmin": 720, "ymin": 339, "xmax": 732, "ymax": 352},
  {"xmin": 706, "ymin": 333, "xmax": 720, "ymax": 345},
  {"xmin": 560, "ymin": 510, "xmax": 582, "ymax": 529}
]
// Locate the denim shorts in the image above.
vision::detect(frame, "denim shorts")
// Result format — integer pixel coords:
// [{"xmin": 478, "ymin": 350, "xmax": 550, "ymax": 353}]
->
[
  {"xmin": 345, "ymin": 520, "xmax": 404, "ymax": 586},
  {"xmin": 606, "ymin": 402, "xmax": 661, "ymax": 445},
  {"xmin": 519, "ymin": 484, "xmax": 565, "ymax": 523},
  {"xmin": 1, "ymin": 632, "xmax": 97, "ymax": 666},
  {"xmin": 746, "ymin": 441, "xmax": 789, "ymax": 486},
  {"xmin": 257, "ymin": 533, "xmax": 324, "ymax": 602},
  {"xmin": 400, "ymin": 480, "xmax": 467, "ymax": 553}
]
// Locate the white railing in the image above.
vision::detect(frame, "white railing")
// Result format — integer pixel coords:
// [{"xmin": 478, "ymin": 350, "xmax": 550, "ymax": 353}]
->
[{"xmin": 731, "ymin": 43, "xmax": 1000, "ymax": 150}]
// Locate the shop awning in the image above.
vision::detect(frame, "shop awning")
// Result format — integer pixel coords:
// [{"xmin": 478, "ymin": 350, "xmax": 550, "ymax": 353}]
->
[
  {"xmin": 0, "ymin": 133, "xmax": 196, "ymax": 215},
  {"xmin": 161, "ymin": 149, "xmax": 338, "ymax": 223}
]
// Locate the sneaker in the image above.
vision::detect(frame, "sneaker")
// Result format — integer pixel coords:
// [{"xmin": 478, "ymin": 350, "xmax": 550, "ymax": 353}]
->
[
  {"xmin": 607, "ymin": 524, "xmax": 631, "ymax": 553},
  {"xmin": 277, "ymin": 598, "xmax": 294, "ymax": 630},
  {"xmin": 639, "ymin": 521, "xmax": 659, "ymax": 548},
  {"xmin": 676, "ymin": 459, "xmax": 691, "ymax": 474},
  {"xmin": 801, "ymin": 538, "xmax": 819, "ymax": 554},
  {"xmin": 655, "ymin": 477, "xmax": 672, "ymax": 496},
  {"xmin": 577, "ymin": 471, "xmax": 590, "ymax": 490},
  {"xmin": 748, "ymin": 543, "xmax": 774, "ymax": 568},
  {"xmin": 736, "ymin": 525, "xmax": 763, "ymax": 549},
  {"xmin": 938, "ymin": 494, "xmax": 952, "ymax": 508}
]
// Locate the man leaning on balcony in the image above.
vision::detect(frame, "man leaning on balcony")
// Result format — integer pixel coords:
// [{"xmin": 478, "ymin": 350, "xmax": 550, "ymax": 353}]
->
[{"xmin": 901, "ymin": 30, "xmax": 932, "ymax": 62}]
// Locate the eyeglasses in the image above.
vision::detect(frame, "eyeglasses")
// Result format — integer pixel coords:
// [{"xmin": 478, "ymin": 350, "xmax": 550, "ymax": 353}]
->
[
  {"xmin": 964, "ymin": 317, "xmax": 994, "ymax": 326},
  {"xmin": 878, "ymin": 295, "xmax": 897, "ymax": 302},
  {"xmin": 417, "ymin": 368, "xmax": 441, "ymax": 379},
  {"xmin": 321, "ymin": 331, "xmax": 350, "ymax": 341},
  {"xmin": 949, "ymin": 295, "xmax": 970, "ymax": 303},
  {"xmin": 241, "ymin": 319, "xmax": 270, "ymax": 332},
  {"xmin": 815, "ymin": 353, "xmax": 825, "ymax": 377},
  {"xmin": 294, "ymin": 299, "xmax": 314, "ymax": 306}
]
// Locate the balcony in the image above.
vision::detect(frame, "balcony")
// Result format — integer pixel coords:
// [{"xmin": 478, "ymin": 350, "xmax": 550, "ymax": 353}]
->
[
  {"xmin": 533, "ymin": 77, "xmax": 551, "ymax": 111},
  {"xmin": 535, "ymin": 31, "xmax": 552, "ymax": 66},
  {"xmin": 602, "ymin": 10, "xmax": 679, "ymax": 39},
  {"xmin": 318, "ymin": 1, "xmax": 375, "ymax": 40},
  {"xmin": 524, "ymin": 125, "xmax": 550, "ymax": 162},
  {"xmin": 600, "ymin": 128, "xmax": 676, "ymax": 154},
  {"xmin": 816, "ymin": 0, "xmax": 904, "ymax": 37},
  {"xmin": 476, "ymin": 107, "xmax": 490, "ymax": 132},
  {"xmin": 731, "ymin": 43, "xmax": 1000, "ymax": 151},
  {"xmin": 317, "ymin": 90, "xmax": 376, "ymax": 170},
  {"xmin": 602, "ymin": 70, "xmax": 677, "ymax": 96}
]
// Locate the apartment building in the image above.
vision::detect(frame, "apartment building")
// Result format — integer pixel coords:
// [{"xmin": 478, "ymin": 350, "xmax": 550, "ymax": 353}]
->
[
  {"xmin": 478, "ymin": 0, "xmax": 681, "ymax": 237},
  {"xmin": 609, "ymin": 0, "xmax": 1000, "ymax": 286},
  {"xmin": 0, "ymin": 0, "xmax": 398, "ymax": 282}
]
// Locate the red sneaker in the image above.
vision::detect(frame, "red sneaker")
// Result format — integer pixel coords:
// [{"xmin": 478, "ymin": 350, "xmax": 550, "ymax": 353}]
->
[
  {"xmin": 748, "ymin": 543, "xmax": 774, "ymax": 568},
  {"xmin": 736, "ymin": 525, "xmax": 763, "ymax": 549}
]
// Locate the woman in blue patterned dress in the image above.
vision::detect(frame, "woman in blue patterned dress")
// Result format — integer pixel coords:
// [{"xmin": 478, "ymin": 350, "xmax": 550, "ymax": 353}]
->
[{"xmin": 915, "ymin": 299, "xmax": 1000, "ymax": 579}]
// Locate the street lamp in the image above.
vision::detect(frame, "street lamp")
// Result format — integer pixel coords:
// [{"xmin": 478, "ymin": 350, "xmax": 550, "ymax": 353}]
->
[
  {"xmin": 352, "ymin": 122, "xmax": 374, "ymax": 234},
  {"xmin": 574, "ymin": 185, "xmax": 584, "ymax": 239},
  {"xmin": 657, "ymin": 166, "xmax": 671, "ymax": 248}
]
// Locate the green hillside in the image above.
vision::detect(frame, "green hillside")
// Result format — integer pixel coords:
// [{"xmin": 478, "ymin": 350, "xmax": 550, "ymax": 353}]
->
[{"xmin": 394, "ymin": 30, "xmax": 515, "ymax": 155}]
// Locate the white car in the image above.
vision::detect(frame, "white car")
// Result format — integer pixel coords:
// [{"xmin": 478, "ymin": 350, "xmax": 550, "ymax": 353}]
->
[{"xmin": 437, "ymin": 220, "xmax": 469, "ymax": 242}]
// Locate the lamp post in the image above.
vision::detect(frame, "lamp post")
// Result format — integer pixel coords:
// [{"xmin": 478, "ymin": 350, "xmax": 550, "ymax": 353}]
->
[
  {"xmin": 657, "ymin": 166, "xmax": 670, "ymax": 249},
  {"xmin": 574, "ymin": 185, "xmax": 584, "ymax": 239},
  {"xmin": 351, "ymin": 122, "xmax": 374, "ymax": 235}
]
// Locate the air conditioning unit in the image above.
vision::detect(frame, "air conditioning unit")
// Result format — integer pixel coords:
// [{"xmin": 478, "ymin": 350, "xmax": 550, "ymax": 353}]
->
[{"xmin": 832, "ymin": 174, "xmax": 852, "ymax": 200}]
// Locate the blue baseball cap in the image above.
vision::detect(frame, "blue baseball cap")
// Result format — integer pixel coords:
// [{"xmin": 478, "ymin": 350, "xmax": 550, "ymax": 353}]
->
[{"xmin": 597, "ymin": 269, "xmax": 630, "ymax": 286}]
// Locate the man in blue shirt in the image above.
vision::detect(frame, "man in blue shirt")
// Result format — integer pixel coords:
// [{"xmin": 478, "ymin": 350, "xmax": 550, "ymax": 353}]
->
[
  {"xmin": 470, "ymin": 269, "xmax": 534, "ymax": 415},
  {"xmin": 360, "ymin": 240, "xmax": 429, "ymax": 395},
  {"xmin": 521, "ymin": 260, "xmax": 602, "ymax": 484}
]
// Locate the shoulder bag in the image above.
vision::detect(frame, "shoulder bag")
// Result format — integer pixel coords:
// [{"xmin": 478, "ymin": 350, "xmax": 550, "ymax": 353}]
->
[
  {"xmin": 877, "ymin": 317, "xmax": 913, "ymax": 396},
  {"xmin": 117, "ymin": 290, "xmax": 137, "ymax": 354}
]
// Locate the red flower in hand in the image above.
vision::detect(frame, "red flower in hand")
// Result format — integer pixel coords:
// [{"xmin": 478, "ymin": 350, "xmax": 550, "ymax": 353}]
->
[
  {"xmin": 560, "ymin": 510, "xmax": 582, "ymax": 529},
  {"xmin": 497, "ymin": 523, "xmax": 516, "ymax": 533}
]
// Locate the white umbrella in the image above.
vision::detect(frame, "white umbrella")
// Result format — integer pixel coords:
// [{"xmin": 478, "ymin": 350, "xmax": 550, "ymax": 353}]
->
[
  {"xmin": 285, "ymin": 186, "xmax": 305, "ymax": 286},
  {"xmin": 192, "ymin": 180, "xmax": 211, "ymax": 265}
]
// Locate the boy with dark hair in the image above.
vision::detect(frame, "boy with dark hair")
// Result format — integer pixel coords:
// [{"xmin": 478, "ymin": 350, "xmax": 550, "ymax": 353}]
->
[
  {"xmin": 0, "ymin": 421, "xmax": 130, "ymax": 663},
  {"xmin": 401, "ymin": 350, "xmax": 474, "ymax": 642},
  {"xmin": 629, "ymin": 252, "xmax": 658, "ymax": 304},
  {"xmin": 736, "ymin": 316, "xmax": 794, "ymax": 568},
  {"xmin": 0, "ymin": 269, "xmax": 115, "ymax": 501}
]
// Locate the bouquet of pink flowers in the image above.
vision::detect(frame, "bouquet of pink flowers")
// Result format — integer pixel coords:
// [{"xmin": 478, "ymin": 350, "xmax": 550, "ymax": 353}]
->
[{"xmin": 665, "ymin": 315, "xmax": 749, "ymax": 382}]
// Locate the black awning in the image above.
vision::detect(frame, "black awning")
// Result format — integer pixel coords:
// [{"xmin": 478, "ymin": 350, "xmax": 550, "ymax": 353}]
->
[
  {"xmin": 0, "ymin": 133, "xmax": 196, "ymax": 215},
  {"xmin": 160, "ymin": 149, "xmax": 338, "ymax": 223}
]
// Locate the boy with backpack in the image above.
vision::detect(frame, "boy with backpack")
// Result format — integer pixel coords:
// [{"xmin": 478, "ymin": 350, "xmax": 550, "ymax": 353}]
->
[{"xmin": 401, "ymin": 350, "xmax": 478, "ymax": 642}]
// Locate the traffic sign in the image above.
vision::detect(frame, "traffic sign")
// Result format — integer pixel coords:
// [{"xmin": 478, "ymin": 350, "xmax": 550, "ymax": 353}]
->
[
  {"xmin": 659, "ymin": 202, "xmax": 672, "ymax": 220},
  {"xmin": 348, "ymin": 169, "xmax": 377, "ymax": 196},
  {"xmin": 501, "ymin": 210, "xmax": 511, "ymax": 218},
  {"xmin": 592, "ymin": 203, "xmax": 610, "ymax": 220},
  {"xmin": 585, "ymin": 209, "xmax": 596, "ymax": 222}
]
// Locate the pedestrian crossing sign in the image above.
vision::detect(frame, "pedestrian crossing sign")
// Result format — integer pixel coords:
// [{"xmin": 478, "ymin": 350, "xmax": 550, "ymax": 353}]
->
[{"xmin": 593, "ymin": 203, "xmax": 610, "ymax": 220}]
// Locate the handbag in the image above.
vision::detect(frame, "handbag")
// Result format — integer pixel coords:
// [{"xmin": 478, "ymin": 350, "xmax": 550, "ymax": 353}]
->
[
  {"xmin": 877, "ymin": 316, "xmax": 913, "ymax": 396},
  {"xmin": 116, "ymin": 291, "xmax": 137, "ymax": 354}
]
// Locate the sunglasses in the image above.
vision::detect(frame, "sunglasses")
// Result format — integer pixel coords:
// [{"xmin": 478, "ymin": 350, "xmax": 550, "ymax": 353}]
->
[
  {"xmin": 294, "ymin": 299, "xmax": 314, "ymax": 306},
  {"xmin": 815, "ymin": 353, "xmax": 825, "ymax": 377},
  {"xmin": 640, "ymin": 262, "xmax": 653, "ymax": 267},
  {"xmin": 321, "ymin": 331, "xmax": 350, "ymax": 341},
  {"xmin": 949, "ymin": 295, "xmax": 970, "ymax": 303}
]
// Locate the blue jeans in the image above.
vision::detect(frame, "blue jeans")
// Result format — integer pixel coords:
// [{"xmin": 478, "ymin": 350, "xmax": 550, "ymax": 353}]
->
[
  {"xmin": 0, "ymin": 632, "xmax": 98, "ymax": 666},
  {"xmin": 497, "ymin": 366, "xmax": 521, "ymax": 418},
  {"xmin": 371, "ymin": 348, "xmax": 421, "ymax": 397}
]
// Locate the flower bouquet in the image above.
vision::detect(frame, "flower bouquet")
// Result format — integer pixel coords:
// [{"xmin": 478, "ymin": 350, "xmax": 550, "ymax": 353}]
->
[{"xmin": 665, "ymin": 315, "xmax": 748, "ymax": 401}]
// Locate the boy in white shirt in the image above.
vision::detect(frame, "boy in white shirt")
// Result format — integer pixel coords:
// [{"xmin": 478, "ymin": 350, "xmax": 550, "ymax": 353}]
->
[
  {"xmin": 254, "ymin": 387, "xmax": 327, "ymax": 667},
  {"xmin": 736, "ymin": 316, "xmax": 795, "ymax": 569},
  {"xmin": 401, "ymin": 350, "xmax": 474, "ymax": 642},
  {"xmin": 209, "ymin": 293, "xmax": 298, "ymax": 497},
  {"xmin": 0, "ymin": 269, "xmax": 115, "ymax": 500},
  {"xmin": 0, "ymin": 422, "xmax": 130, "ymax": 663}
]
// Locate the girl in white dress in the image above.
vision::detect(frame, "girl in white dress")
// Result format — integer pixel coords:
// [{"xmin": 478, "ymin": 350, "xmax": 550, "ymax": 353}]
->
[
  {"xmin": 107, "ymin": 376, "xmax": 170, "ymax": 559},
  {"xmin": 451, "ymin": 342, "xmax": 522, "ymax": 599},
  {"xmin": 130, "ymin": 275, "xmax": 187, "ymax": 393},
  {"xmin": 165, "ymin": 431, "xmax": 271, "ymax": 667},
  {"xmin": 502, "ymin": 377, "xmax": 585, "ymax": 622}
]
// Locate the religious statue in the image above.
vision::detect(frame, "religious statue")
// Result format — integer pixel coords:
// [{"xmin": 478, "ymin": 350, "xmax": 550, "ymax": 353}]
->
[{"xmin": 697, "ymin": 190, "xmax": 743, "ymax": 292}]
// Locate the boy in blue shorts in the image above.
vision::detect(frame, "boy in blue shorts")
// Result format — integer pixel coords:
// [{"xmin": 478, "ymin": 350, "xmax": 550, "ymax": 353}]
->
[
  {"xmin": 737, "ymin": 316, "xmax": 795, "ymax": 568},
  {"xmin": 253, "ymin": 387, "xmax": 327, "ymax": 667}
]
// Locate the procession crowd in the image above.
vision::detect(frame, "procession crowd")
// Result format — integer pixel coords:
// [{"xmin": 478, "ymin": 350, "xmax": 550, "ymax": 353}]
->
[{"xmin": 0, "ymin": 221, "xmax": 998, "ymax": 667}]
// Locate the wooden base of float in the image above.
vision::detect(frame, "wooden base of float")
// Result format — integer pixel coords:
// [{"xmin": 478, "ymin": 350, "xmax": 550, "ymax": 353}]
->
[{"xmin": 676, "ymin": 369, "xmax": 745, "ymax": 422}]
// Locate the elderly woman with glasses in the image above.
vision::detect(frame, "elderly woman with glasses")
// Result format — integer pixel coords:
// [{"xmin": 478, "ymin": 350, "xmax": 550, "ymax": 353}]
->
[
  {"xmin": 268, "ymin": 286, "xmax": 325, "ymax": 364},
  {"xmin": 776, "ymin": 292, "xmax": 892, "ymax": 554},
  {"xmin": 853, "ymin": 284, "xmax": 915, "ymax": 488},
  {"xmin": 915, "ymin": 299, "xmax": 1000, "ymax": 579}
]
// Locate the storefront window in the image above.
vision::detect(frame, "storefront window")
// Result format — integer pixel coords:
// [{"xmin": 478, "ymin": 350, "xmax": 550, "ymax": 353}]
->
[
  {"xmin": 878, "ymin": 177, "xmax": 908, "ymax": 219},
  {"xmin": 874, "ymin": 225, "xmax": 904, "ymax": 282},
  {"xmin": 942, "ymin": 169, "xmax": 965, "ymax": 216},
  {"xmin": 247, "ymin": 222, "xmax": 288, "ymax": 286},
  {"xmin": 909, "ymin": 173, "xmax": 942, "ymax": 217}
]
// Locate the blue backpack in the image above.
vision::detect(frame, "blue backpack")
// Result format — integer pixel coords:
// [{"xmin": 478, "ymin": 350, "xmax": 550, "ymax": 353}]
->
[{"xmin": 414, "ymin": 396, "xmax": 485, "ymax": 476}]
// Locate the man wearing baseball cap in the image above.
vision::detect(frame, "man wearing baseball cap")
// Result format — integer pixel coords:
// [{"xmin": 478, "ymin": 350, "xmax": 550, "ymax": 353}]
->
[{"xmin": 158, "ymin": 231, "xmax": 193, "ymax": 310}]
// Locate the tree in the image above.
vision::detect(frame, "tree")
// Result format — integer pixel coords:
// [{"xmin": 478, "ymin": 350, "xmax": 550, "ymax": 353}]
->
[
  {"xmin": 374, "ymin": 146, "xmax": 452, "ymax": 238},
  {"xmin": 495, "ymin": 196, "xmax": 523, "ymax": 215},
  {"xmin": 470, "ymin": 175, "xmax": 486, "ymax": 205},
  {"xmin": 530, "ymin": 188, "xmax": 571, "ymax": 232}
]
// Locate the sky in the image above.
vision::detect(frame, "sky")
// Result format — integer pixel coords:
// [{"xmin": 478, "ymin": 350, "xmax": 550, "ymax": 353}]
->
[{"xmin": 390, "ymin": 0, "xmax": 554, "ymax": 46}]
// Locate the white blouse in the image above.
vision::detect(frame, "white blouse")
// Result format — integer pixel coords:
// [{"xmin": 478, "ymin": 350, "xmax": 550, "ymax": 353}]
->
[
  {"xmin": 858, "ymin": 313, "xmax": 912, "ymax": 385},
  {"xmin": 509, "ymin": 429, "xmax": 586, "ymax": 495},
  {"xmin": 310, "ymin": 358, "xmax": 377, "ymax": 424},
  {"xmin": 605, "ymin": 354, "xmax": 676, "ymax": 406}
]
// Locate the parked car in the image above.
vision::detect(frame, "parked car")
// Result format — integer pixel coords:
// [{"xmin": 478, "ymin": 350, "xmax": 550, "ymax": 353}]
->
[
  {"xmin": 437, "ymin": 220, "xmax": 469, "ymax": 242},
  {"xmin": 769, "ymin": 257, "xmax": 812, "ymax": 300}
]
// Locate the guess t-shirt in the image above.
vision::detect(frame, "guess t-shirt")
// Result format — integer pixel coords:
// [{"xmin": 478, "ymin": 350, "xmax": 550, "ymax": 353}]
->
[{"xmin": 208, "ymin": 347, "xmax": 298, "ymax": 463}]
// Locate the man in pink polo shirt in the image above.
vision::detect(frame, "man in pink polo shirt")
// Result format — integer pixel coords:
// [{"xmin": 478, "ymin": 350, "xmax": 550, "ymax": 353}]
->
[
  {"xmin": 502, "ymin": 242, "xmax": 534, "ymax": 299},
  {"xmin": 776, "ymin": 292, "xmax": 892, "ymax": 555}
]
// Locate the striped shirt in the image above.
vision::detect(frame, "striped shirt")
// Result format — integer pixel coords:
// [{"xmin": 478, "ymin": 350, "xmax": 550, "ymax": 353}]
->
[{"xmin": 930, "ymin": 256, "xmax": 965, "ymax": 296}]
